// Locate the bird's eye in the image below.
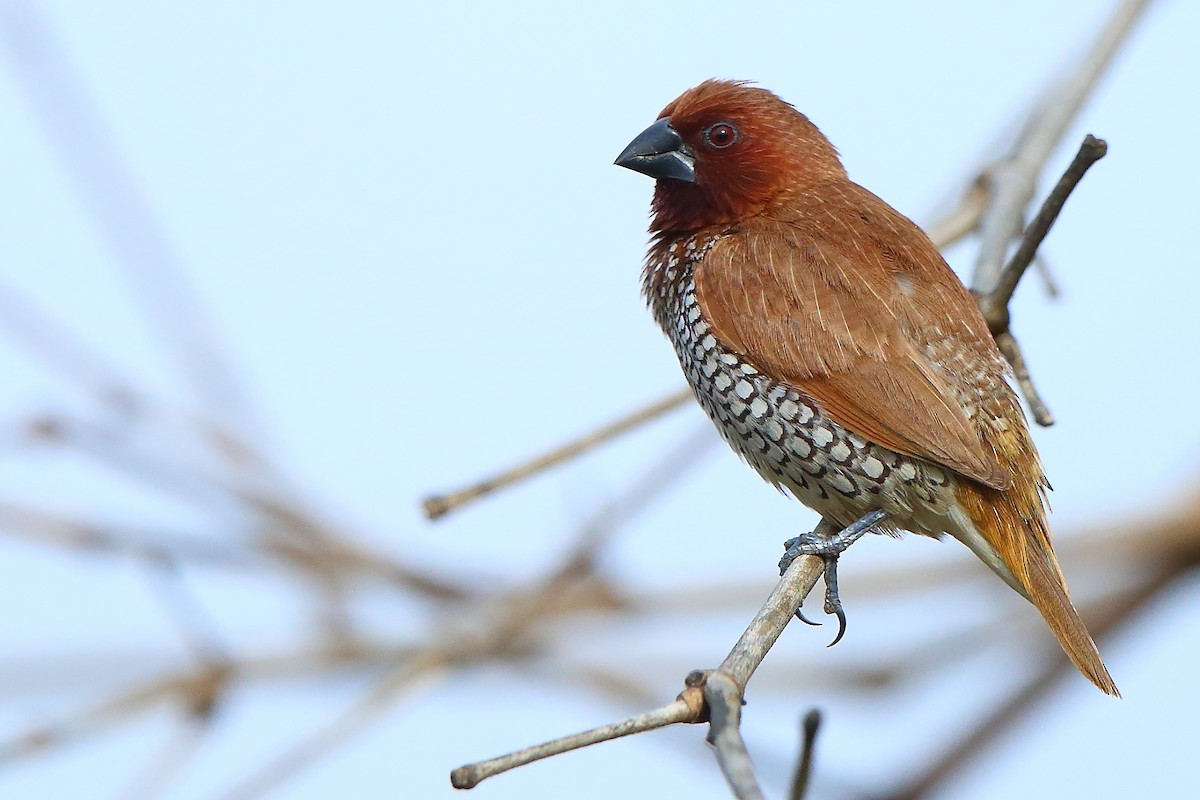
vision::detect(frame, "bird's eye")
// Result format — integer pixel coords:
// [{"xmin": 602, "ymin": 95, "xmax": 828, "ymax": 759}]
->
[{"xmin": 703, "ymin": 122, "xmax": 740, "ymax": 150}]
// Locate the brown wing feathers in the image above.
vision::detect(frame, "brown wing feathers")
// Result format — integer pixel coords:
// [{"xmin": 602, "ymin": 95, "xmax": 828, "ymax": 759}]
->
[{"xmin": 695, "ymin": 186, "xmax": 1011, "ymax": 491}]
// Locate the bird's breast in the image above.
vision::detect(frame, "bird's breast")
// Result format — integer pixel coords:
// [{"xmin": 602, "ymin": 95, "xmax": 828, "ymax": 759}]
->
[{"xmin": 644, "ymin": 233, "xmax": 963, "ymax": 534}]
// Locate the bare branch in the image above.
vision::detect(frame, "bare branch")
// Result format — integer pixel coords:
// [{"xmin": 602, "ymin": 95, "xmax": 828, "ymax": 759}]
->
[
  {"xmin": 0, "ymin": 279, "xmax": 139, "ymax": 413},
  {"xmin": 451, "ymin": 697, "xmax": 701, "ymax": 790},
  {"xmin": 0, "ymin": 501, "xmax": 255, "ymax": 567},
  {"xmin": 0, "ymin": 1, "xmax": 258, "ymax": 439},
  {"xmin": 968, "ymin": 134, "xmax": 1108, "ymax": 426},
  {"xmin": 978, "ymin": 135, "xmax": 1108, "ymax": 332},
  {"xmin": 706, "ymin": 670, "xmax": 764, "ymax": 800},
  {"xmin": 788, "ymin": 709, "xmax": 822, "ymax": 800},
  {"xmin": 422, "ymin": 387, "xmax": 694, "ymax": 520},
  {"xmin": 994, "ymin": 331, "xmax": 1055, "ymax": 426},
  {"xmin": 450, "ymin": 515, "xmax": 856, "ymax": 791},
  {"xmin": 970, "ymin": 0, "xmax": 1151, "ymax": 294}
]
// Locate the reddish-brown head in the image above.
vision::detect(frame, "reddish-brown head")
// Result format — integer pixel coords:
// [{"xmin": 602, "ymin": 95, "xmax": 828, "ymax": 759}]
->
[{"xmin": 615, "ymin": 80, "xmax": 846, "ymax": 232}]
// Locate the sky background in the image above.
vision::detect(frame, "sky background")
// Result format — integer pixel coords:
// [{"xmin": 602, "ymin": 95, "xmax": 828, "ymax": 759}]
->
[{"xmin": 1, "ymin": 1, "xmax": 1198, "ymax": 798}]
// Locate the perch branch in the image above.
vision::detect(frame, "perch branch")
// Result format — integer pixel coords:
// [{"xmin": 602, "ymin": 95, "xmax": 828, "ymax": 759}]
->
[
  {"xmin": 452, "ymin": 512, "xmax": 888, "ymax": 793},
  {"xmin": 451, "ymin": 552, "xmax": 828, "ymax": 790}
]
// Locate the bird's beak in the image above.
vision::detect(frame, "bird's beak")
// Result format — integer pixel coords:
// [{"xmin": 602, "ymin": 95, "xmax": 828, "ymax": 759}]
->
[{"xmin": 614, "ymin": 118, "xmax": 696, "ymax": 183}]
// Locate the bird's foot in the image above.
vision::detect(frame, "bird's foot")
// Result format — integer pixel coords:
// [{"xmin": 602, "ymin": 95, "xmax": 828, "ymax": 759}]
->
[{"xmin": 779, "ymin": 510, "xmax": 887, "ymax": 647}]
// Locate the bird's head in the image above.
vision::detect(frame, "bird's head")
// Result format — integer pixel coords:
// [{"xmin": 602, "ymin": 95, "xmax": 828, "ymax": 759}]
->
[{"xmin": 615, "ymin": 80, "xmax": 846, "ymax": 233}]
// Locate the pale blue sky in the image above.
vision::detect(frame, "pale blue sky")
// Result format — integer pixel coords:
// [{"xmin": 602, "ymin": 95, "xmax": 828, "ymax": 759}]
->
[{"xmin": 1, "ymin": 1, "xmax": 1197, "ymax": 798}]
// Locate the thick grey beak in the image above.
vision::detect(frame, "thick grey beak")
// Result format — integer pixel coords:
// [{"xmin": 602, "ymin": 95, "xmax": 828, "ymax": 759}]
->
[{"xmin": 614, "ymin": 118, "xmax": 696, "ymax": 183}]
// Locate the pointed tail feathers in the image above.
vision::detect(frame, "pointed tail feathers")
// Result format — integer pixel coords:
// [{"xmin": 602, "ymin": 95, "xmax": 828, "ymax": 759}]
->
[
  {"xmin": 1022, "ymin": 544, "xmax": 1119, "ymax": 696},
  {"xmin": 951, "ymin": 489, "xmax": 1119, "ymax": 697}
]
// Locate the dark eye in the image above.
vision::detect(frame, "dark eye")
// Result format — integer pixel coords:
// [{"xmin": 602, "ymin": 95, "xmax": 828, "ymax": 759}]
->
[{"xmin": 703, "ymin": 122, "xmax": 740, "ymax": 149}]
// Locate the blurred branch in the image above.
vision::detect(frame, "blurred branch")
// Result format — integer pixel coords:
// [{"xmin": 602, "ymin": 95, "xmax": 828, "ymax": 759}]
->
[
  {"xmin": 969, "ymin": 0, "xmax": 1150, "ymax": 295},
  {"xmin": 0, "ymin": 280, "xmax": 139, "ymax": 414},
  {"xmin": 788, "ymin": 709, "xmax": 822, "ymax": 800},
  {"xmin": 974, "ymin": 135, "xmax": 1109, "ymax": 425},
  {"xmin": 0, "ymin": 0, "xmax": 257, "ymax": 442},
  {"xmin": 115, "ymin": 715, "xmax": 209, "ymax": 800},
  {"xmin": 422, "ymin": 387, "xmax": 694, "ymax": 520},
  {"xmin": 0, "ymin": 501, "xmax": 255, "ymax": 567},
  {"xmin": 879, "ymin": 560, "xmax": 1191, "ymax": 800}
]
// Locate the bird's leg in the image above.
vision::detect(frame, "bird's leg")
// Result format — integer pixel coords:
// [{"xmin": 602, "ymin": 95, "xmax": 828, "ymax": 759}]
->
[{"xmin": 779, "ymin": 509, "xmax": 888, "ymax": 647}]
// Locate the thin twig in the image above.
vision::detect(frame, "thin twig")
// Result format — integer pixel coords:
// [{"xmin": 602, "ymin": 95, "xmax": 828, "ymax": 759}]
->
[
  {"xmin": 1031, "ymin": 255, "xmax": 1061, "ymax": 299},
  {"xmin": 449, "ymin": 552, "xmax": 829, "ymax": 790},
  {"xmin": 970, "ymin": 0, "xmax": 1151, "ymax": 295},
  {"xmin": 0, "ymin": 501, "xmax": 256, "ymax": 567},
  {"xmin": 0, "ymin": 279, "xmax": 138, "ymax": 413},
  {"xmin": 216, "ymin": 658, "xmax": 440, "ymax": 800},
  {"xmin": 451, "ymin": 513, "xmax": 892, "ymax": 792},
  {"xmin": 0, "ymin": 1, "xmax": 259, "ymax": 441},
  {"xmin": 141, "ymin": 556, "xmax": 231, "ymax": 665},
  {"xmin": 115, "ymin": 715, "xmax": 209, "ymax": 800},
  {"xmin": 450, "ymin": 697, "xmax": 701, "ymax": 789},
  {"xmin": 978, "ymin": 135, "xmax": 1108, "ymax": 331},
  {"xmin": 788, "ymin": 709, "xmax": 822, "ymax": 800},
  {"xmin": 972, "ymin": 134, "xmax": 1108, "ymax": 427},
  {"xmin": 422, "ymin": 387, "xmax": 693, "ymax": 520},
  {"xmin": 995, "ymin": 331, "xmax": 1055, "ymax": 426}
]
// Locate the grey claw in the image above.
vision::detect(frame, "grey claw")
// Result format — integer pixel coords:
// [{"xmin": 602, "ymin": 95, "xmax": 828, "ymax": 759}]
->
[
  {"xmin": 780, "ymin": 511, "xmax": 888, "ymax": 649},
  {"xmin": 827, "ymin": 608, "xmax": 847, "ymax": 647},
  {"xmin": 795, "ymin": 608, "xmax": 821, "ymax": 626}
]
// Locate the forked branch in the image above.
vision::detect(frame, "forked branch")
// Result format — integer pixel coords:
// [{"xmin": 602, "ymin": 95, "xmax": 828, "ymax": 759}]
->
[
  {"xmin": 452, "ymin": 511, "xmax": 889, "ymax": 797},
  {"xmin": 974, "ymin": 134, "xmax": 1109, "ymax": 425}
]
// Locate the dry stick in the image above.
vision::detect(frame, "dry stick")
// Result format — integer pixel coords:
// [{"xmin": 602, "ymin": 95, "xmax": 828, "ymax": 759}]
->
[
  {"xmin": 450, "ymin": 698, "xmax": 702, "ymax": 789},
  {"xmin": 0, "ymin": 410, "xmax": 708, "ymax": 782},
  {"xmin": 970, "ymin": 0, "xmax": 1150, "ymax": 294},
  {"xmin": 141, "ymin": 556, "xmax": 231, "ymax": 665},
  {"xmin": 974, "ymin": 135, "xmax": 1108, "ymax": 426},
  {"xmin": 219, "ymin": 433, "xmax": 717, "ymax": 799},
  {"xmin": 788, "ymin": 710, "xmax": 822, "ymax": 800},
  {"xmin": 40, "ymin": 413, "xmax": 471, "ymax": 601},
  {"xmin": 114, "ymin": 715, "xmax": 209, "ymax": 800},
  {"xmin": 706, "ymin": 671, "xmax": 764, "ymax": 800},
  {"xmin": 216, "ymin": 657, "xmax": 442, "ymax": 800},
  {"xmin": 451, "ymin": 512, "xmax": 893, "ymax": 793},
  {"xmin": 449, "ymin": 553, "xmax": 827, "ymax": 790},
  {"xmin": 0, "ymin": 2, "xmax": 259, "ymax": 439},
  {"xmin": 995, "ymin": 331, "xmax": 1054, "ymax": 427},
  {"xmin": 0, "ymin": 501, "xmax": 257, "ymax": 568},
  {"xmin": 422, "ymin": 387, "xmax": 693, "ymax": 520},
  {"xmin": 980, "ymin": 135, "xmax": 1109, "ymax": 326},
  {"xmin": 0, "ymin": 280, "xmax": 138, "ymax": 414},
  {"xmin": 1031, "ymin": 254, "xmax": 1061, "ymax": 299}
]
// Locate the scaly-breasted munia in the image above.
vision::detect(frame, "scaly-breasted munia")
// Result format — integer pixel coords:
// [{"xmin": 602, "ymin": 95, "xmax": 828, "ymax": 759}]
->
[{"xmin": 615, "ymin": 80, "xmax": 1116, "ymax": 695}]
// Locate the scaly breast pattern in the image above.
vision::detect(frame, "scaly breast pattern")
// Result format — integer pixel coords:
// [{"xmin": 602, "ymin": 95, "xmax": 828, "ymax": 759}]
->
[{"xmin": 644, "ymin": 233, "xmax": 960, "ymax": 536}]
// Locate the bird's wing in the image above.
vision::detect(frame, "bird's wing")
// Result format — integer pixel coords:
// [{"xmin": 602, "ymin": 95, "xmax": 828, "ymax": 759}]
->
[{"xmin": 694, "ymin": 196, "xmax": 1011, "ymax": 491}]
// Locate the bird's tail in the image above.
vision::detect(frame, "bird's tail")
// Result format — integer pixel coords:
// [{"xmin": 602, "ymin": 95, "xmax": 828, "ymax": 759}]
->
[{"xmin": 952, "ymin": 478, "xmax": 1119, "ymax": 697}]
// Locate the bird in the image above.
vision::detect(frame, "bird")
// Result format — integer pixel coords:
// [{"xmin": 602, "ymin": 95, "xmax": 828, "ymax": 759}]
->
[{"xmin": 614, "ymin": 79, "xmax": 1117, "ymax": 696}]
